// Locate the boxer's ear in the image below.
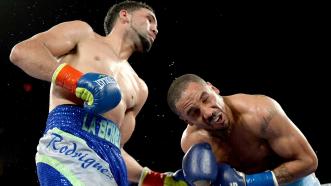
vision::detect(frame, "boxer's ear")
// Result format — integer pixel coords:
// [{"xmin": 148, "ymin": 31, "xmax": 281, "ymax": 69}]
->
[
  {"xmin": 119, "ymin": 9, "xmax": 130, "ymax": 23},
  {"xmin": 186, "ymin": 121, "xmax": 193, "ymax": 126}
]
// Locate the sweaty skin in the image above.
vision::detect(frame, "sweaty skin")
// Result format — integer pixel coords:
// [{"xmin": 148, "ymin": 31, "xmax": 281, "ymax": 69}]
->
[
  {"xmin": 10, "ymin": 7, "xmax": 158, "ymax": 182},
  {"xmin": 178, "ymin": 82, "xmax": 317, "ymax": 184},
  {"xmin": 51, "ymin": 33, "xmax": 148, "ymax": 146}
]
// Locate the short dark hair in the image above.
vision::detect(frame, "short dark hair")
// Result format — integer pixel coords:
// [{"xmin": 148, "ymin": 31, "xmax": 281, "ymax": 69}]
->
[
  {"xmin": 104, "ymin": 1, "xmax": 154, "ymax": 35},
  {"xmin": 167, "ymin": 74, "xmax": 207, "ymax": 115}
]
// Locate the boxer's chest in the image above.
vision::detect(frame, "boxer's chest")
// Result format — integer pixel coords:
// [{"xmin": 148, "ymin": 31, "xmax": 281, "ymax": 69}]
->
[{"xmin": 213, "ymin": 132, "xmax": 274, "ymax": 173}]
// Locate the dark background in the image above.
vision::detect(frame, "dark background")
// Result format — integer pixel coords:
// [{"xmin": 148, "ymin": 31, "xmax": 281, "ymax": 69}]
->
[{"xmin": 0, "ymin": 0, "xmax": 329, "ymax": 185}]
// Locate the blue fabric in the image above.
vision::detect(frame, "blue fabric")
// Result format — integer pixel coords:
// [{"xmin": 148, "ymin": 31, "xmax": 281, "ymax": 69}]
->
[
  {"xmin": 37, "ymin": 162, "xmax": 72, "ymax": 186},
  {"xmin": 37, "ymin": 104, "xmax": 128, "ymax": 186}
]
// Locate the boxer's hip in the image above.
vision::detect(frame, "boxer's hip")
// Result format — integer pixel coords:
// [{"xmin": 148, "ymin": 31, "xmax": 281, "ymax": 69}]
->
[
  {"xmin": 45, "ymin": 104, "xmax": 121, "ymax": 148},
  {"xmin": 36, "ymin": 104, "xmax": 127, "ymax": 186}
]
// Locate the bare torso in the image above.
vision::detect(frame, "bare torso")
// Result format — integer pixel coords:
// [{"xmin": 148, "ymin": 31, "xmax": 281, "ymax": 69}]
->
[
  {"xmin": 182, "ymin": 94, "xmax": 283, "ymax": 173},
  {"xmin": 49, "ymin": 33, "xmax": 148, "ymax": 147},
  {"xmin": 209, "ymin": 125, "xmax": 282, "ymax": 173}
]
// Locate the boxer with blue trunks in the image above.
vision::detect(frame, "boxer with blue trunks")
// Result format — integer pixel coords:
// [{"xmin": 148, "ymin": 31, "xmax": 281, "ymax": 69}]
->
[
  {"xmin": 29, "ymin": 59, "xmax": 125, "ymax": 185},
  {"xmin": 9, "ymin": 1, "xmax": 176, "ymax": 185},
  {"xmin": 36, "ymin": 104, "xmax": 127, "ymax": 186}
]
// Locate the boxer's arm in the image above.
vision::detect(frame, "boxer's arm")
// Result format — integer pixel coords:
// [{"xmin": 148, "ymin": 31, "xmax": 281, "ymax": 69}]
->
[
  {"xmin": 9, "ymin": 20, "xmax": 94, "ymax": 81},
  {"xmin": 181, "ymin": 125, "xmax": 212, "ymax": 153},
  {"xmin": 121, "ymin": 148, "xmax": 144, "ymax": 183},
  {"xmin": 258, "ymin": 97, "xmax": 318, "ymax": 184},
  {"xmin": 216, "ymin": 163, "xmax": 277, "ymax": 186},
  {"xmin": 122, "ymin": 148, "xmax": 189, "ymax": 185},
  {"xmin": 183, "ymin": 143, "xmax": 277, "ymax": 186}
]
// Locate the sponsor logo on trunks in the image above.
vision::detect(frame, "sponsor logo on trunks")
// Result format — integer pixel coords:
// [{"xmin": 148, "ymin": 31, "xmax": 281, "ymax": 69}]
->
[
  {"xmin": 47, "ymin": 132, "xmax": 114, "ymax": 180},
  {"xmin": 82, "ymin": 115, "xmax": 120, "ymax": 146}
]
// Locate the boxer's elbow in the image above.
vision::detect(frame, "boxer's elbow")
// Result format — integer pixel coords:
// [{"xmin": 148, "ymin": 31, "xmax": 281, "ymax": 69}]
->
[
  {"xmin": 9, "ymin": 41, "xmax": 31, "ymax": 66},
  {"xmin": 300, "ymin": 152, "xmax": 318, "ymax": 175},
  {"xmin": 10, "ymin": 43, "xmax": 23, "ymax": 65},
  {"xmin": 306, "ymin": 153, "xmax": 318, "ymax": 173}
]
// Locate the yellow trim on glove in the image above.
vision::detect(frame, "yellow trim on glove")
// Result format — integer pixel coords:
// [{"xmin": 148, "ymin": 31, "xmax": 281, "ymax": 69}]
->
[
  {"xmin": 138, "ymin": 167, "xmax": 151, "ymax": 186},
  {"xmin": 51, "ymin": 63, "xmax": 68, "ymax": 83},
  {"xmin": 164, "ymin": 175, "xmax": 188, "ymax": 186},
  {"xmin": 75, "ymin": 87, "xmax": 94, "ymax": 105}
]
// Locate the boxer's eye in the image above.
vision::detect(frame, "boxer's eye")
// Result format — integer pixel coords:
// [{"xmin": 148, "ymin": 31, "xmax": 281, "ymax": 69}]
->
[
  {"xmin": 202, "ymin": 95, "xmax": 209, "ymax": 104},
  {"xmin": 202, "ymin": 97, "xmax": 208, "ymax": 103},
  {"xmin": 200, "ymin": 92, "xmax": 209, "ymax": 103},
  {"xmin": 187, "ymin": 108, "xmax": 200, "ymax": 119}
]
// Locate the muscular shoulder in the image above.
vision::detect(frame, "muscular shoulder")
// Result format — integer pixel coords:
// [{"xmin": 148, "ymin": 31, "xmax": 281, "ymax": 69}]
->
[
  {"xmin": 181, "ymin": 125, "xmax": 212, "ymax": 153},
  {"xmin": 254, "ymin": 95, "xmax": 283, "ymax": 119},
  {"xmin": 55, "ymin": 20, "xmax": 93, "ymax": 32},
  {"xmin": 243, "ymin": 95, "xmax": 285, "ymax": 136},
  {"xmin": 56, "ymin": 20, "xmax": 94, "ymax": 37},
  {"xmin": 33, "ymin": 20, "xmax": 95, "ymax": 42},
  {"xmin": 234, "ymin": 94, "xmax": 281, "ymax": 114}
]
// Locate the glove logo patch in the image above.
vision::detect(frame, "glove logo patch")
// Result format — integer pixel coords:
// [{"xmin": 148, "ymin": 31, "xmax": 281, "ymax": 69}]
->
[{"xmin": 94, "ymin": 77, "xmax": 114, "ymax": 89}]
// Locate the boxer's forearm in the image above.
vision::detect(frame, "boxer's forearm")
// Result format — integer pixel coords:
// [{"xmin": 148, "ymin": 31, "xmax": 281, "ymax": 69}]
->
[
  {"xmin": 273, "ymin": 159, "xmax": 316, "ymax": 185},
  {"xmin": 10, "ymin": 39, "xmax": 60, "ymax": 82},
  {"xmin": 121, "ymin": 148, "xmax": 144, "ymax": 183}
]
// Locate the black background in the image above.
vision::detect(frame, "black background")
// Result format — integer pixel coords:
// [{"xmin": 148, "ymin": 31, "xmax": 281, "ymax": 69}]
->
[{"xmin": 0, "ymin": 0, "xmax": 329, "ymax": 185}]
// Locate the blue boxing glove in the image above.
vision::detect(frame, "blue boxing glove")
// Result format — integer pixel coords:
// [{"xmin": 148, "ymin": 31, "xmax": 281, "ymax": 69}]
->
[
  {"xmin": 52, "ymin": 63, "xmax": 121, "ymax": 114},
  {"xmin": 182, "ymin": 143, "xmax": 218, "ymax": 185},
  {"xmin": 215, "ymin": 163, "xmax": 278, "ymax": 186},
  {"xmin": 77, "ymin": 73, "xmax": 121, "ymax": 113}
]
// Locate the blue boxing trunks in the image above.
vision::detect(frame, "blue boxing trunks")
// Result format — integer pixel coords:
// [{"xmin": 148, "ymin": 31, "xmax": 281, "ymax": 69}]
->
[{"xmin": 35, "ymin": 104, "xmax": 128, "ymax": 186}]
